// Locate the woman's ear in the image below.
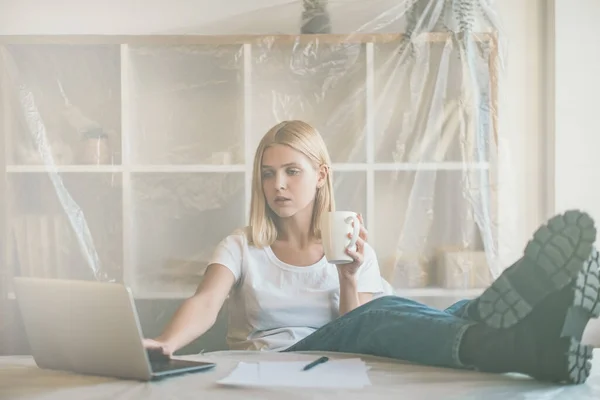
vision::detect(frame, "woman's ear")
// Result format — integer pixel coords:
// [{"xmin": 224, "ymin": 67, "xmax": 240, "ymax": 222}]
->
[{"xmin": 317, "ymin": 164, "xmax": 329, "ymax": 188}]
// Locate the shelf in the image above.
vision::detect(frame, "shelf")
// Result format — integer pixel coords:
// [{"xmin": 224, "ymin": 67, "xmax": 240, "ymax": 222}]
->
[
  {"xmin": 130, "ymin": 165, "xmax": 246, "ymax": 173},
  {"xmin": 6, "ymin": 165, "xmax": 123, "ymax": 173},
  {"xmin": 3, "ymin": 44, "xmax": 122, "ymax": 166},
  {"xmin": 129, "ymin": 173, "xmax": 245, "ymax": 296},
  {"xmin": 6, "ymin": 164, "xmax": 245, "ymax": 173},
  {"xmin": 6, "ymin": 162, "xmax": 490, "ymax": 174},
  {"xmin": 396, "ymin": 287, "xmax": 484, "ymax": 298},
  {"xmin": 250, "ymin": 41, "xmax": 367, "ymax": 163},
  {"xmin": 372, "ymin": 37, "xmax": 495, "ymax": 165},
  {"xmin": 373, "ymin": 169, "xmax": 489, "ymax": 287},
  {"xmin": 332, "ymin": 171, "xmax": 367, "ymax": 218},
  {"xmin": 5, "ymin": 286, "xmax": 483, "ymax": 300},
  {"xmin": 371, "ymin": 162, "xmax": 490, "ymax": 171},
  {"xmin": 7, "ymin": 173, "xmax": 123, "ymax": 282},
  {"xmin": 7, "ymin": 287, "xmax": 483, "ymax": 301},
  {"xmin": 1, "ymin": 32, "xmax": 499, "ymax": 306},
  {"xmin": 131, "ymin": 287, "xmax": 484, "ymax": 300},
  {"xmin": 127, "ymin": 44, "xmax": 245, "ymax": 165},
  {"xmin": 0, "ymin": 33, "xmax": 498, "ymax": 46}
]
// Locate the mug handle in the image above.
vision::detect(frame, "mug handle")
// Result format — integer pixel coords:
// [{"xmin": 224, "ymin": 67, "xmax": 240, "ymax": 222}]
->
[{"xmin": 345, "ymin": 214, "xmax": 361, "ymax": 251}]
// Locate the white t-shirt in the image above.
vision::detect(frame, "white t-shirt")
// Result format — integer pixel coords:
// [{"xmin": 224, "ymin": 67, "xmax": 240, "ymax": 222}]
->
[{"xmin": 207, "ymin": 228, "xmax": 385, "ymax": 352}]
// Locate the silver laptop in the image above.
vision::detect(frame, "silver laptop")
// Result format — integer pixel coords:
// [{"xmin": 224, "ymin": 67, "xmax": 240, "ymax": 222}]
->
[{"xmin": 12, "ymin": 277, "xmax": 215, "ymax": 381}]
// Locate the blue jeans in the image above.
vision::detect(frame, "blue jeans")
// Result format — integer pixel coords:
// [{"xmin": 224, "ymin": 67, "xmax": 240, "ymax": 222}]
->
[{"xmin": 284, "ymin": 295, "xmax": 475, "ymax": 369}]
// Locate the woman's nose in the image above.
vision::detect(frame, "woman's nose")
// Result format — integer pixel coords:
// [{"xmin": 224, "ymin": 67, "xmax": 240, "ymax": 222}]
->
[{"xmin": 275, "ymin": 173, "xmax": 287, "ymax": 190}]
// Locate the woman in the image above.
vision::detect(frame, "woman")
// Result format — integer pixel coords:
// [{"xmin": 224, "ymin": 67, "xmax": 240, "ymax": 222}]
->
[{"xmin": 144, "ymin": 120, "xmax": 600, "ymax": 384}]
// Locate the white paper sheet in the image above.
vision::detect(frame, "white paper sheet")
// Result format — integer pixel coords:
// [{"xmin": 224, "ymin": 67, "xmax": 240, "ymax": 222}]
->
[{"xmin": 217, "ymin": 358, "xmax": 372, "ymax": 389}]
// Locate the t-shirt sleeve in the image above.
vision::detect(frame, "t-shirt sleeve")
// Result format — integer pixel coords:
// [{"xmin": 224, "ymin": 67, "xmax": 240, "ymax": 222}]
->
[
  {"xmin": 207, "ymin": 232, "xmax": 245, "ymax": 282},
  {"xmin": 356, "ymin": 242, "xmax": 384, "ymax": 294}
]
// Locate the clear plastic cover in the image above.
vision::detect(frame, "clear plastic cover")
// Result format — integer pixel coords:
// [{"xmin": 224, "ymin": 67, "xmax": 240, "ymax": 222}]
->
[{"xmin": 1, "ymin": 0, "xmax": 503, "ymax": 351}]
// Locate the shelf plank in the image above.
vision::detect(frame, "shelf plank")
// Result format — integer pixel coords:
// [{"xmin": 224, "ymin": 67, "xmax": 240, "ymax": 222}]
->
[
  {"xmin": 121, "ymin": 43, "xmax": 134, "ymax": 297},
  {"xmin": 395, "ymin": 287, "xmax": 484, "ymax": 298},
  {"xmin": 331, "ymin": 162, "xmax": 490, "ymax": 171},
  {"xmin": 371, "ymin": 162, "xmax": 490, "ymax": 171},
  {"xmin": 7, "ymin": 287, "xmax": 484, "ymax": 301},
  {"xmin": 5, "ymin": 162, "xmax": 490, "ymax": 174},
  {"xmin": 130, "ymin": 165, "xmax": 246, "ymax": 173},
  {"xmin": 6, "ymin": 165, "xmax": 123, "ymax": 173},
  {"xmin": 1, "ymin": 54, "xmax": 9, "ymax": 301},
  {"xmin": 0, "ymin": 32, "xmax": 497, "ymax": 46},
  {"xmin": 366, "ymin": 42, "xmax": 376, "ymax": 243},
  {"xmin": 243, "ymin": 42, "xmax": 253, "ymax": 223},
  {"xmin": 132, "ymin": 286, "xmax": 484, "ymax": 300}
]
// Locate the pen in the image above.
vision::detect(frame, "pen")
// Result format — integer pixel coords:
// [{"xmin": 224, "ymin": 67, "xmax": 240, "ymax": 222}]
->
[{"xmin": 302, "ymin": 356, "xmax": 329, "ymax": 371}]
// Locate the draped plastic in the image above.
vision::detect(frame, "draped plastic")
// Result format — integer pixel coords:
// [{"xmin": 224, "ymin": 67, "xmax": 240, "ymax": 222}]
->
[{"xmin": 1, "ymin": 0, "xmax": 504, "ymax": 350}]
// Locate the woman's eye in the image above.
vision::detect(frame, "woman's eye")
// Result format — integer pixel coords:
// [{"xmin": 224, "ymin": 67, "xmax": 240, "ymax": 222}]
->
[
  {"xmin": 262, "ymin": 171, "xmax": 273, "ymax": 178},
  {"xmin": 287, "ymin": 169, "xmax": 301, "ymax": 175}
]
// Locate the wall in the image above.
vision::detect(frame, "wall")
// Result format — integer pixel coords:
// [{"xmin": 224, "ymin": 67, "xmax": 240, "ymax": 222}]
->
[
  {"xmin": 553, "ymin": 0, "xmax": 600, "ymax": 222},
  {"xmin": 0, "ymin": 0, "xmax": 290, "ymax": 34},
  {"xmin": 494, "ymin": 0, "xmax": 546, "ymax": 267},
  {"xmin": 0, "ymin": 36, "xmax": 7, "ymax": 354},
  {"xmin": 0, "ymin": 0, "xmax": 566, "ymax": 351}
]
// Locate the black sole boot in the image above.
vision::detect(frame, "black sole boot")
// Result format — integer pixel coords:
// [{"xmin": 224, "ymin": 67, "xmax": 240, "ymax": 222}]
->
[
  {"xmin": 555, "ymin": 248, "xmax": 600, "ymax": 383},
  {"xmin": 462, "ymin": 248, "xmax": 600, "ymax": 384},
  {"xmin": 466, "ymin": 209, "xmax": 596, "ymax": 329}
]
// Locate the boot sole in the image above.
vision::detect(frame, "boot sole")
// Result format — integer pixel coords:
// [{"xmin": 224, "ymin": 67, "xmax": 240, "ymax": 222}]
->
[
  {"xmin": 476, "ymin": 210, "xmax": 596, "ymax": 329},
  {"xmin": 562, "ymin": 248, "xmax": 600, "ymax": 384}
]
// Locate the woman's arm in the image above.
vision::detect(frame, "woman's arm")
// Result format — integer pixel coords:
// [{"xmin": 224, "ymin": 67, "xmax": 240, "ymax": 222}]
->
[
  {"xmin": 337, "ymin": 274, "xmax": 360, "ymax": 315},
  {"xmin": 337, "ymin": 274, "xmax": 374, "ymax": 315},
  {"xmin": 144, "ymin": 263, "xmax": 235, "ymax": 355}
]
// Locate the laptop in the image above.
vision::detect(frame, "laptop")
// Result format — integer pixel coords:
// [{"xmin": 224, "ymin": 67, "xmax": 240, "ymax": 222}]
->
[{"xmin": 12, "ymin": 277, "xmax": 216, "ymax": 381}]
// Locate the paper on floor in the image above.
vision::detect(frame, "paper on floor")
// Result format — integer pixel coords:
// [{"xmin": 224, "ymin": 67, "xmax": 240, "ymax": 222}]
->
[{"xmin": 217, "ymin": 358, "xmax": 372, "ymax": 389}]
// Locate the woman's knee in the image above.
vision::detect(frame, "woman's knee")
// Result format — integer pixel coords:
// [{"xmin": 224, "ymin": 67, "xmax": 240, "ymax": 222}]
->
[{"xmin": 361, "ymin": 295, "xmax": 408, "ymax": 310}]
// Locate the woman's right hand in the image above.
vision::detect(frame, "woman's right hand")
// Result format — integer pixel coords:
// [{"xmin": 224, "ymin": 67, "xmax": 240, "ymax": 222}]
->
[
  {"xmin": 143, "ymin": 338, "xmax": 173, "ymax": 357},
  {"xmin": 139, "ymin": 263, "xmax": 236, "ymax": 360}
]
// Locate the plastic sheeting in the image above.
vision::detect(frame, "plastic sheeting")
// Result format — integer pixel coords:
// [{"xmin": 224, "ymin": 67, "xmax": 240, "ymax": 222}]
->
[{"xmin": 1, "ymin": 0, "xmax": 502, "ymax": 311}]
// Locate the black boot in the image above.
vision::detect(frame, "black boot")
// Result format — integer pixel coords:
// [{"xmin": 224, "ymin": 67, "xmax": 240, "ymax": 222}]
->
[
  {"xmin": 460, "ymin": 249, "xmax": 600, "ymax": 384},
  {"xmin": 465, "ymin": 209, "xmax": 596, "ymax": 329}
]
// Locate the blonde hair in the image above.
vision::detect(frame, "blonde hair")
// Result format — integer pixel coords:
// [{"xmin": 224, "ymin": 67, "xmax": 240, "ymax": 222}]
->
[{"xmin": 248, "ymin": 120, "xmax": 335, "ymax": 247}]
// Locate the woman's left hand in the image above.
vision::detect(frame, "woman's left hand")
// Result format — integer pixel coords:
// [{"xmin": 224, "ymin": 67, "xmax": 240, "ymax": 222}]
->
[{"xmin": 336, "ymin": 213, "xmax": 368, "ymax": 280}]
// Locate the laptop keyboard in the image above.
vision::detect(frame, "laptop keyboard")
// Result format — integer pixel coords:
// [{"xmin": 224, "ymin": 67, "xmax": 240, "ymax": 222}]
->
[
  {"xmin": 147, "ymin": 349, "xmax": 209, "ymax": 373},
  {"xmin": 147, "ymin": 348, "xmax": 175, "ymax": 372},
  {"xmin": 150, "ymin": 359, "xmax": 183, "ymax": 373}
]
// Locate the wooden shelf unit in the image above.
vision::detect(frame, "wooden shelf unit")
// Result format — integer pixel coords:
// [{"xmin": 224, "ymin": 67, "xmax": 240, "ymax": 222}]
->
[{"xmin": 0, "ymin": 32, "xmax": 499, "ymax": 299}]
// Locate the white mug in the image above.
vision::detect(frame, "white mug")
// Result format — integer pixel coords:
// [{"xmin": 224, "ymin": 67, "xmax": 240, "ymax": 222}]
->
[{"xmin": 320, "ymin": 211, "xmax": 361, "ymax": 264}]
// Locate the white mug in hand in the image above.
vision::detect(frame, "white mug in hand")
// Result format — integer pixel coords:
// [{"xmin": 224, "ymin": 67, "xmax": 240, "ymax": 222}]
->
[{"xmin": 320, "ymin": 211, "xmax": 361, "ymax": 264}]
